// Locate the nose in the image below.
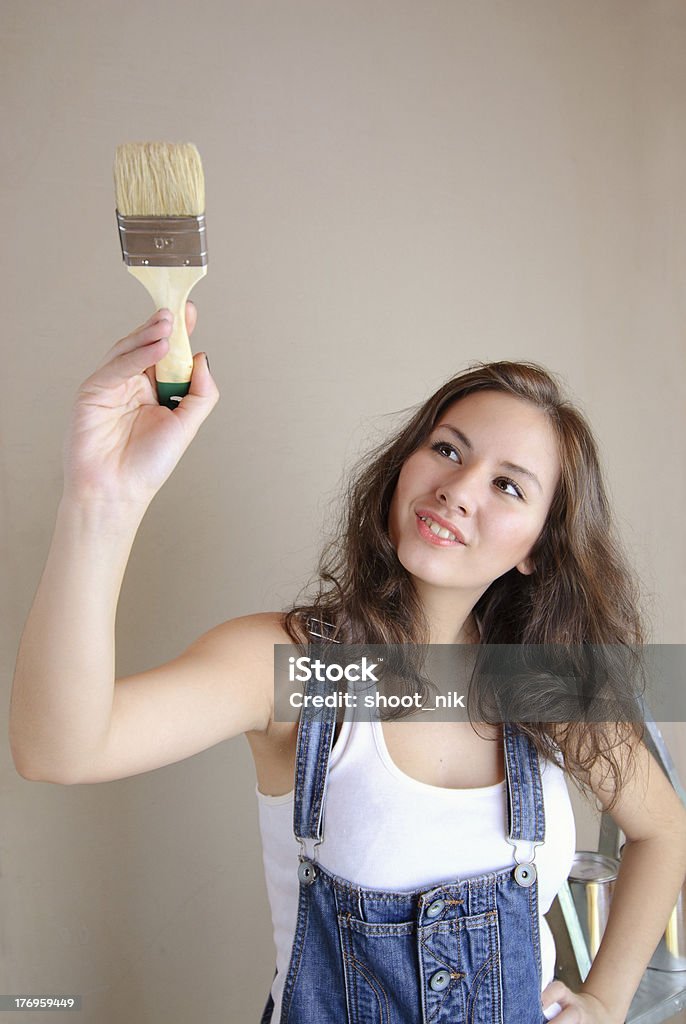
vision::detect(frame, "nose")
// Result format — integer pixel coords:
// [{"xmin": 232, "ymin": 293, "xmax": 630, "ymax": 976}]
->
[{"xmin": 435, "ymin": 464, "xmax": 478, "ymax": 515}]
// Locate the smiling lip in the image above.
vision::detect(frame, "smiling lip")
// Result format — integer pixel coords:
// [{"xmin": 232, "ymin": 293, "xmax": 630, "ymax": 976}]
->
[{"xmin": 415, "ymin": 510, "xmax": 467, "ymax": 546}]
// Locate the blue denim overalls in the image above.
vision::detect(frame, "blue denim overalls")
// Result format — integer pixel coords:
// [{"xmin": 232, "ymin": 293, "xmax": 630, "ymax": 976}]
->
[{"xmin": 260, "ymin": 631, "xmax": 549, "ymax": 1024}]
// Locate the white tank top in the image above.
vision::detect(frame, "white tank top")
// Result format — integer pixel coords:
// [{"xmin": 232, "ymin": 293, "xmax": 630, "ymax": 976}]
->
[{"xmin": 257, "ymin": 708, "xmax": 575, "ymax": 1023}]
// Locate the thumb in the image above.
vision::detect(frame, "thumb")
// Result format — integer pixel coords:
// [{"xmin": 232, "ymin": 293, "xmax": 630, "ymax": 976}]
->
[
  {"xmin": 172, "ymin": 351, "xmax": 219, "ymax": 428},
  {"xmin": 541, "ymin": 980, "xmax": 567, "ymax": 1018}
]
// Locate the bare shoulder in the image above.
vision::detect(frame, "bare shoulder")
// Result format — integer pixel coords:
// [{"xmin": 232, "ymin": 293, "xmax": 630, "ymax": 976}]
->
[
  {"xmin": 192, "ymin": 609, "xmax": 297, "ymax": 662},
  {"xmin": 197, "ymin": 610, "xmax": 300, "ymax": 728},
  {"xmin": 68, "ymin": 610, "xmax": 302, "ymax": 785},
  {"xmin": 209, "ymin": 609, "xmax": 296, "ymax": 649},
  {"xmin": 226, "ymin": 612, "xmax": 301, "ymax": 719}
]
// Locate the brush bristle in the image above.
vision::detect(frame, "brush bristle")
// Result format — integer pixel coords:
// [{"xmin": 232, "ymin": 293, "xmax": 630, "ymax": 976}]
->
[{"xmin": 114, "ymin": 142, "xmax": 205, "ymax": 216}]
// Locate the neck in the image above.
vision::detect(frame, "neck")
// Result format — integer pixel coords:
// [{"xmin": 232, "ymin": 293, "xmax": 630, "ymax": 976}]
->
[{"xmin": 415, "ymin": 583, "xmax": 483, "ymax": 645}]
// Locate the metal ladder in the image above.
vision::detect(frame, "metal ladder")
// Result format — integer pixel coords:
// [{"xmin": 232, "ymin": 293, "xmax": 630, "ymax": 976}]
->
[{"xmin": 546, "ymin": 718, "xmax": 686, "ymax": 1023}]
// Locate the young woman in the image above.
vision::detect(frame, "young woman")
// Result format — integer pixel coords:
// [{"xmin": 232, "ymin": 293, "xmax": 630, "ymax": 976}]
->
[{"xmin": 10, "ymin": 304, "xmax": 686, "ymax": 1024}]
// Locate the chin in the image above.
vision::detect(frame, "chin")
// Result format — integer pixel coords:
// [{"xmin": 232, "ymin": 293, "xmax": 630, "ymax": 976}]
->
[{"xmin": 395, "ymin": 550, "xmax": 459, "ymax": 588}]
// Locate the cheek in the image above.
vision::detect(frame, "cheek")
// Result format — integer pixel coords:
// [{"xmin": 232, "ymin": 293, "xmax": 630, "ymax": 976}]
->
[
  {"xmin": 387, "ymin": 454, "xmax": 431, "ymax": 543},
  {"xmin": 387, "ymin": 489, "xmax": 401, "ymax": 546},
  {"xmin": 500, "ymin": 517, "xmax": 546, "ymax": 559},
  {"xmin": 475, "ymin": 510, "xmax": 532, "ymax": 559},
  {"xmin": 388, "ymin": 468, "xmax": 413, "ymax": 545}
]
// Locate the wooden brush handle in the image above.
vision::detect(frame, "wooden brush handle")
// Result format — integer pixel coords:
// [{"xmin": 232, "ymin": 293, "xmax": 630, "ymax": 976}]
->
[{"xmin": 126, "ymin": 265, "xmax": 207, "ymax": 407}]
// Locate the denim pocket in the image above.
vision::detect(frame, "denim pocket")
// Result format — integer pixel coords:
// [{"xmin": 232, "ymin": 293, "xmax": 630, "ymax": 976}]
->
[{"xmin": 337, "ymin": 914, "xmax": 419, "ymax": 1024}]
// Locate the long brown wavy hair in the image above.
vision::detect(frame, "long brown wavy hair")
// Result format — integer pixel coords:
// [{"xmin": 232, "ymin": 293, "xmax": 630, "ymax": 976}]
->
[{"xmin": 282, "ymin": 360, "xmax": 647, "ymax": 808}]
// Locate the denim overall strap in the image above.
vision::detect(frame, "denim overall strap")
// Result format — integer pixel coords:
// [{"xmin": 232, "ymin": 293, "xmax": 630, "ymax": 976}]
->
[
  {"xmin": 503, "ymin": 721, "xmax": 546, "ymax": 845},
  {"xmin": 292, "ymin": 639, "xmax": 338, "ymax": 851}
]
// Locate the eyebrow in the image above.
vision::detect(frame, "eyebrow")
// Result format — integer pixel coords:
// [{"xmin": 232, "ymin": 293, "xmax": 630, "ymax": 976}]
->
[{"xmin": 433, "ymin": 422, "xmax": 544, "ymax": 494}]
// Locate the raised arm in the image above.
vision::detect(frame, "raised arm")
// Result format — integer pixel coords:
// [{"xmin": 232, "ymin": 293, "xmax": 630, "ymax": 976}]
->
[{"xmin": 8, "ymin": 304, "xmax": 246, "ymax": 784}]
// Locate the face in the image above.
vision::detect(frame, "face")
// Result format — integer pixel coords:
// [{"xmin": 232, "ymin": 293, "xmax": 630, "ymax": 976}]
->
[{"xmin": 387, "ymin": 390, "xmax": 561, "ymax": 605}]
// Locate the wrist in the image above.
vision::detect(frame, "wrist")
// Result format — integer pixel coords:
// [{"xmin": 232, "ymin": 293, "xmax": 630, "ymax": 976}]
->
[
  {"xmin": 579, "ymin": 986, "xmax": 622, "ymax": 1024},
  {"xmin": 58, "ymin": 491, "xmax": 150, "ymax": 535}
]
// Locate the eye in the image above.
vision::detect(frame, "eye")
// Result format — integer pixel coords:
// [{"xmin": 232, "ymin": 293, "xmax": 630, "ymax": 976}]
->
[
  {"xmin": 495, "ymin": 478, "xmax": 525, "ymax": 500},
  {"xmin": 430, "ymin": 440, "xmax": 460, "ymax": 462}
]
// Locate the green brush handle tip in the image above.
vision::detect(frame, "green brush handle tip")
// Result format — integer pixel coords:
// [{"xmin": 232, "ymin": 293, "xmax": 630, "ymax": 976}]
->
[{"xmin": 156, "ymin": 381, "xmax": 191, "ymax": 408}]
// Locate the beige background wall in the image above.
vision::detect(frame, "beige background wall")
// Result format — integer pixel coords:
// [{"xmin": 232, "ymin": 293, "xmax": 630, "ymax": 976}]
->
[{"xmin": 3, "ymin": 1, "xmax": 685, "ymax": 1022}]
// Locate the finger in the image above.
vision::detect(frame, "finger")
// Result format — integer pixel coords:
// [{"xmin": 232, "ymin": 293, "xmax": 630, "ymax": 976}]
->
[
  {"xmin": 185, "ymin": 300, "xmax": 197, "ymax": 337},
  {"xmin": 93, "ymin": 310, "xmax": 173, "ymax": 373},
  {"xmin": 143, "ymin": 305, "xmax": 195, "ymax": 398},
  {"xmin": 542, "ymin": 981, "xmax": 570, "ymax": 1007},
  {"xmin": 119, "ymin": 310, "xmax": 173, "ymax": 355},
  {"xmin": 169, "ymin": 350, "xmax": 219, "ymax": 428},
  {"xmin": 89, "ymin": 336, "xmax": 171, "ymax": 390},
  {"xmin": 542, "ymin": 981, "xmax": 573, "ymax": 1021}
]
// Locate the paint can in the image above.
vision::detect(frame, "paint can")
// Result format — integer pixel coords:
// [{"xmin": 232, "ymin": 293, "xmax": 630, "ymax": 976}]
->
[{"xmin": 568, "ymin": 852, "xmax": 619, "ymax": 959}]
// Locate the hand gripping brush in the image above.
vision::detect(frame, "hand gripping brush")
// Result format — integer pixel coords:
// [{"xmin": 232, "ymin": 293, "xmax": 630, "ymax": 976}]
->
[{"xmin": 114, "ymin": 142, "xmax": 208, "ymax": 408}]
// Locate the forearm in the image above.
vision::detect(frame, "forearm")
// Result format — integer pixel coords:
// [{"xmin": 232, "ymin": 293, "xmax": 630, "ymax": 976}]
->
[
  {"xmin": 9, "ymin": 495, "xmax": 146, "ymax": 782},
  {"xmin": 580, "ymin": 832, "xmax": 686, "ymax": 1022}
]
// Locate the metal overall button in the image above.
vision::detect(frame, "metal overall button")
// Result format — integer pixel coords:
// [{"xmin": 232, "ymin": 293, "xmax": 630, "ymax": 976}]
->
[
  {"xmin": 425, "ymin": 898, "xmax": 446, "ymax": 919},
  {"xmin": 298, "ymin": 859, "xmax": 317, "ymax": 886},
  {"xmin": 514, "ymin": 862, "xmax": 537, "ymax": 887},
  {"xmin": 429, "ymin": 969, "xmax": 451, "ymax": 992}
]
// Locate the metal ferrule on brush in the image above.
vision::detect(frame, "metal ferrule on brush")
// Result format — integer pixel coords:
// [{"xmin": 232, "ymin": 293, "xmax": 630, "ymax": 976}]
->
[{"xmin": 116, "ymin": 211, "xmax": 208, "ymax": 267}]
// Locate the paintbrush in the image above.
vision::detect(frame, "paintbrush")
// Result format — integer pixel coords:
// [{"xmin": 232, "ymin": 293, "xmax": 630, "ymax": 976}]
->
[{"xmin": 114, "ymin": 141, "xmax": 208, "ymax": 408}]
